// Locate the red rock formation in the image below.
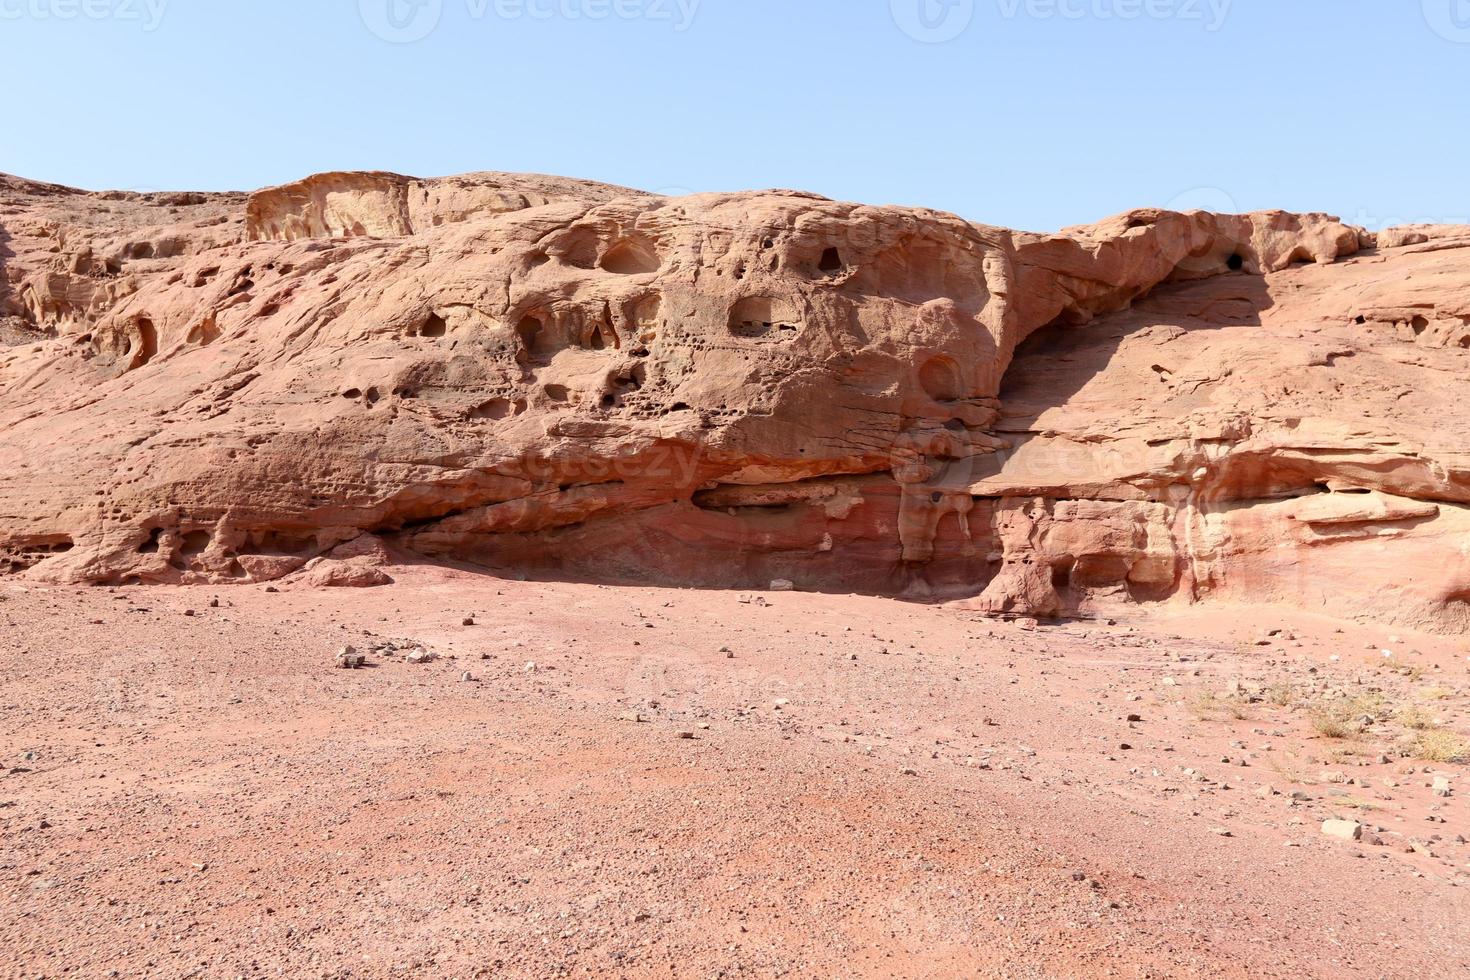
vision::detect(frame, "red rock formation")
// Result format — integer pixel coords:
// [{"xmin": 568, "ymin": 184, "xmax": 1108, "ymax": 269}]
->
[{"xmin": 2, "ymin": 170, "xmax": 1466, "ymax": 631}]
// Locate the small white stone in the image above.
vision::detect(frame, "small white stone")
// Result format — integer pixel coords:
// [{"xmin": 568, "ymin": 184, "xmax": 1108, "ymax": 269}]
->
[{"xmin": 1321, "ymin": 819, "xmax": 1362, "ymax": 841}]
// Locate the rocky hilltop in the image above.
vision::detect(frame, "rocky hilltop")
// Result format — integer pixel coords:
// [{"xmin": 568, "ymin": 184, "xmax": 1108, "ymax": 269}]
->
[{"xmin": 2, "ymin": 171, "xmax": 1468, "ymax": 630}]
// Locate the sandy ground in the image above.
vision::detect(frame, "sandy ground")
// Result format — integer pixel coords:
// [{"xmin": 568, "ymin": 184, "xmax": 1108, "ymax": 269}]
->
[{"xmin": 3, "ymin": 562, "xmax": 1469, "ymax": 978}]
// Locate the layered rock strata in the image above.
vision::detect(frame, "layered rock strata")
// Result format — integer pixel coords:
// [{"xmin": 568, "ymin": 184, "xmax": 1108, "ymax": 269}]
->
[{"xmin": 3, "ymin": 170, "xmax": 1467, "ymax": 630}]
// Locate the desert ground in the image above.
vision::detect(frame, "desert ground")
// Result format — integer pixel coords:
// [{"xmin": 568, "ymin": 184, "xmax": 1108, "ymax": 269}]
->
[{"xmin": 3, "ymin": 561, "xmax": 1468, "ymax": 978}]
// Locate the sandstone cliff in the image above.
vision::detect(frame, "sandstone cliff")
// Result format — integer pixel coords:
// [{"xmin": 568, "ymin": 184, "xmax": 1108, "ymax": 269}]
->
[{"xmin": 2, "ymin": 170, "xmax": 1467, "ymax": 631}]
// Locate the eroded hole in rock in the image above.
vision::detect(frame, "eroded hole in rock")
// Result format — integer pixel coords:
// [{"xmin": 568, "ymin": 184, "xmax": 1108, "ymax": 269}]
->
[
  {"xmin": 1051, "ymin": 559, "xmax": 1075, "ymax": 588},
  {"xmin": 609, "ymin": 363, "xmax": 645, "ymax": 396},
  {"xmin": 421, "ymin": 312, "xmax": 447, "ymax": 337},
  {"xmin": 469, "ymin": 398, "xmax": 520, "ymax": 420},
  {"xmin": 181, "ymin": 530, "xmax": 211, "ymax": 556},
  {"xmin": 729, "ymin": 297, "xmax": 801, "ymax": 341},
  {"xmin": 918, "ymin": 356, "xmax": 965, "ymax": 402},
  {"xmin": 818, "ymin": 247, "xmax": 844, "ymax": 274},
  {"xmin": 1226, "ymin": 253, "xmax": 1245, "ymax": 272},
  {"xmin": 517, "ymin": 315, "xmax": 545, "ymax": 361},
  {"xmin": 544, "ymin": 384, "xmax": 570, "ymax": 402},
  {"xmin": 365, "ymin": 386, "xmax": 381, "ymax": 405},
  {"xmin": 128, "ymin": 317, "xmax": 157, "ymax": 370},
  {"xmin": 341, "ymin": 388, "xmax": 362, "ymax": 399},
  {"xmin": 137, "ymin": 528, "xmax": 163, "ymax": 554},
  {"xmin": 227, "ymin": 267, "xmax": 255, "ymax": 296},
  {"xmin": 1459, "ymin": 336, "xmax": 1470, "ymax": 349},
  {"xmin": 600, "ymin": 238, "xmax": 661, "ymax": 275},
  {"xmin": 0, "ymin": 537, "xmax": 75, "ymax": 574},
  {"xmin": 1411, "ymin": 315, "xmax": 1429, "ymax": 336},
  {"xmin": 556, "ymin": 232, "xmax": 602, "ymax": 270}
]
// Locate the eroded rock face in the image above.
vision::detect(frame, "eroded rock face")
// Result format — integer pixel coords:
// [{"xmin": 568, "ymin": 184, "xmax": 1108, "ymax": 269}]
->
[{"xmin": 2, "ymin": 170, "xmax": 1467, "ymax": 631}]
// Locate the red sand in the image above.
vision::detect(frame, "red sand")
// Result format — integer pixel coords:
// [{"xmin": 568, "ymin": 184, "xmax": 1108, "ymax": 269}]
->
[{"xmin": 3, "ymin": 564, "xmax": 1468, "ymax": 978}]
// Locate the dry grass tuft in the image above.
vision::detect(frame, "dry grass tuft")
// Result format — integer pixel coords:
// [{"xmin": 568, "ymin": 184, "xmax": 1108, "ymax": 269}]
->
[
  {"xmin": 1311, "ymin": 710, "xmax": 1362, "ymax": 740},
  {"xmin": 1414, "ymin": 729, "xmax": 1470, "ymax": 764},
  {"xmin": 1192, "ymin": 690, "xmax": 1252, "ymax": 722},
  {"xmin": 1396, "ymin": 705, "xmax": 1440, "ymax": 731},
  {"xmin": 1308, "ymin": 693, "xmax": 1385, "ymax": 740},
  {"xmin": 1266, "ymin": 681, "xmax": 1295, "ymax": 707}
]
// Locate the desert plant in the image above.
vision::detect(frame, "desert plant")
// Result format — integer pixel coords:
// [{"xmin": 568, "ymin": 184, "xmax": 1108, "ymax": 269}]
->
[
  {"xmin": 1413, "ymin": 729, "xmax": 1470, "ymax": 764},
  {"xmin": 1193, "ymin": 690, "xmax": 1252, "ymax": 721},
  {"xmin": 1310, "ymin": 702, "xmax": 1366, "ymax": 740},
  {"xmin": 1396, "ymin": 705, "xmax": 1439, "ymax": 731}
]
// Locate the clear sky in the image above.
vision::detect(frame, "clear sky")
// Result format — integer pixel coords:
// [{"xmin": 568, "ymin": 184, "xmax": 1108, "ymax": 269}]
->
[{"xmin": 3, "ymin": 0, "xmax": 1467, "ymax": 231}]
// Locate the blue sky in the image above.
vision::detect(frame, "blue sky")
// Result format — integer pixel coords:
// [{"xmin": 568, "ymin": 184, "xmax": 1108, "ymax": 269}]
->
[{"xmin": 3, "ymin": 0, "xmax": 1466, "ymax": 230}]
